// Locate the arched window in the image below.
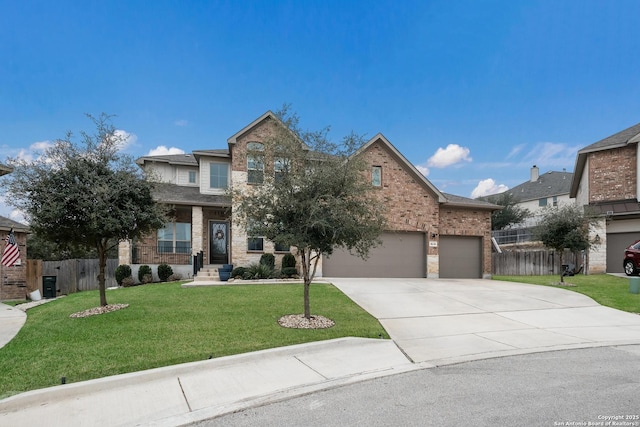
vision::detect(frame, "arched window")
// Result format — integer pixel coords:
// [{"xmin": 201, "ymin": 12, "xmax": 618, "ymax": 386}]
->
[{"xmin": 247, "ymin": 142, "xmax": 264, "ymax": 184}]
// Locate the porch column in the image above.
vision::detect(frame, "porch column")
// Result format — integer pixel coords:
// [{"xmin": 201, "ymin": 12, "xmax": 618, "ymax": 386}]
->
[
  {"xmin": 118, "ymin": 240, "xmax": 132, "ymax": 265},
  {"xmin": 192, "ymin": 206, "xmax": 204, "ymax": 255}
]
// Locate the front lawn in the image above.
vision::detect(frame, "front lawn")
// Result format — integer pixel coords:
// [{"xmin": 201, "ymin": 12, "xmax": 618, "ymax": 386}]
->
[
  {"xmin": 0, "ymin": 282, "xmax": 388, "ymax": 399},
  {"xmin": 493, "ymin": 274, "xmax": 640, "ymax": 313}
]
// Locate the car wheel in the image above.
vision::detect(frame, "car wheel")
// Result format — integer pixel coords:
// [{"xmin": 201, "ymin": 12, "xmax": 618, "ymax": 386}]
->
[{"xmin": 624, "ymin": 260, "xmax": 636, "ymax": 276}]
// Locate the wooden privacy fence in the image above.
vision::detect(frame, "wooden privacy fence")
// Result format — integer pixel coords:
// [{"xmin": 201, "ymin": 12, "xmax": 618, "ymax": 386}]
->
[
  {"xmin": 27, "ymin": 259, "xmax": 119, "ymax": 296},
  {"xmin": 492, "ymin": 250, "xmax": 581, "ymax": 276}
]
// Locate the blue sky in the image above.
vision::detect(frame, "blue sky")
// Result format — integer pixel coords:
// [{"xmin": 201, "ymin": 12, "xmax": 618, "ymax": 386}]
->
[{"xmin": 2, "ymin": 0, "xmax": 640, "ymax": 222}]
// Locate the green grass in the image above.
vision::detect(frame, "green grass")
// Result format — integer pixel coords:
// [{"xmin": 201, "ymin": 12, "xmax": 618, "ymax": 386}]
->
[
  {"xmin": 493, "ymin": 274, "xmax": 640, "ymax": 314},
  {"xmin": 0, "ymin": 282, "xmax": 388, "ymax": 399}
]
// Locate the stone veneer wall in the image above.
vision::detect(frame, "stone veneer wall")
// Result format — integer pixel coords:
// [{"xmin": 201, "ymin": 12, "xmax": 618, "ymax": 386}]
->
[
  {"xmin": 1, "ymin": 231, "xmax": 28, "ymax": 300},
  {"xmin": 439, "ymin": 206, "xmax": 493, "ymax": 277},
  {"xmin": 589, "ymin": 146, "xmax": 636, "ymax": 202}
]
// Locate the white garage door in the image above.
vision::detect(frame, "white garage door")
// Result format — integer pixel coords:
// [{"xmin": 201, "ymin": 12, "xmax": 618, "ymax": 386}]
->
[{"xmin": 323, "ymin": 231, "xmax": 426, "ymax": 278}]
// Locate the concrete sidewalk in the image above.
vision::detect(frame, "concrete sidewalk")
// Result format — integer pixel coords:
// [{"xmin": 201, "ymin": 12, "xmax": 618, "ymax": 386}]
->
[
  {"xmin": 0, "ymin": 303, "xmax": 26, "ymax": 349},
  {"xmin": 2, "ymin": 278, "xmax": 640, "ymax": 426},
  {"xmin": 0, "ymin": 338, "xmax": 415, "ymax": 427}
]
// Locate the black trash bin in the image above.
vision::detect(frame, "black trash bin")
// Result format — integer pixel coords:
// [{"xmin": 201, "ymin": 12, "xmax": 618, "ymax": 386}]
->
[{"xmin": 43, "ymin": 276, "xmax": 57, "ymax": 299}]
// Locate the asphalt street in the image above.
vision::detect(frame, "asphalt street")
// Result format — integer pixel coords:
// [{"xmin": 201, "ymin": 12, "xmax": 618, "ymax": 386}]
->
[{"xmin": 198, "ymin": 345, "xmax": 640, "ymax": 427}]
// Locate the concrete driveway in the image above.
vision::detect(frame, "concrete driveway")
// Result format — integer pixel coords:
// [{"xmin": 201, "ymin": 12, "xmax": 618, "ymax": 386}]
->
[{"xmin": 329, "ymin": 278, "xmax": 640, "ymax": 366}]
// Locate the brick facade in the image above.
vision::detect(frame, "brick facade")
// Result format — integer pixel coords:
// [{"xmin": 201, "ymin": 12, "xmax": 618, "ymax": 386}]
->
[
  {"xmin": 126, "ymin": 112, "xmax": 496, "ymax": 278},
  {"xmin": 588, "ymin": 145, "xmax": 636, "ymax": 202},
  {"xmin": 1, "ymin": 231, "xmax": 28, "ymax": 300}
]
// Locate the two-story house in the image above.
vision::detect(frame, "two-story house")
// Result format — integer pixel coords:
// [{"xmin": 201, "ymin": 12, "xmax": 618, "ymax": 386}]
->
[
  {"xmin": 570, "ymin": 121, "xmax": 640, "ymax": 274},
  {"xmin": 120, "ymin": 111, "xmax": 499, "ymax": 279}
]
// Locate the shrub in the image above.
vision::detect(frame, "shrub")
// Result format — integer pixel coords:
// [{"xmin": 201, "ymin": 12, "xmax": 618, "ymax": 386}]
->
[
  {"xmin": 231, "ymin": 267, "xmax": 247, "ymax": 279},
  {"xmin": 157, "ymin": 263, "xmax": 173, "ymax": 282},
  {"xmin": 282, "ymin": 267, "xmax": 298, "ymax": 278},
  {"xmin": 121, "ymin": 276, "xmax": 136, "ymax": 288},
  {"xmin": 115, "ymin": 264, "xmax": 132, "ymax": 286},
  {"xmin": 281, "ymin": 253, "xmax": 296, "ymax": 269},
  {"xmin": 167, "ymin": 273, "xmax": 183, "ymax": 282},
  {"xmin": 141, "ymin": 274, "xmax": 153, "ymax": 284},
  {"xmin": 243, "ymin": 262, "xmax": 274, "ymax": 280},
  {"xmin": 138, "ymin": 265, "xmax": 152, "ymax": 283},
  {"xmin": 260, "ymin": 253, "xmax": 275, "ymax": 270}
]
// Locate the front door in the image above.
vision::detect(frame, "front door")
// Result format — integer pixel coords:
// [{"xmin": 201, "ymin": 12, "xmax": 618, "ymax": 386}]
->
[{"xmin": 209, "ymin": 221, "xmax": 229, "ymax": 264}]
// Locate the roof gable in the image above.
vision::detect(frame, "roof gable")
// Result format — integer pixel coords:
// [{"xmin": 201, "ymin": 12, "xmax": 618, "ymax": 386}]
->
[
  {"xmin": 571, "ymin": 121, "xmax": 640, "ymax": 197},
  {"xmin": 357, "ymin": 133, "xmax": 446, "ymax": 203}
]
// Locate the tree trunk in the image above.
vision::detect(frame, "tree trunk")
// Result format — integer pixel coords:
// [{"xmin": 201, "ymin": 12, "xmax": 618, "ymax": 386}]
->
[
  {"xmin": 97, "ymin": 240, "xmax": 108, "ymax": 306},
  {"xmin": 559, "ymin": 251, "xmax": 564, "ymax": 283},
  {"xmin": 300, "ymin": 248, "xmax": 312, "ymax": 319}
]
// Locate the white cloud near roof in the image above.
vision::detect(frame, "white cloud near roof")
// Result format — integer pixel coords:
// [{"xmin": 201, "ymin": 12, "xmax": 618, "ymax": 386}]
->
[
  {"xmin": 147, "ymin": 145, "xmax": 186, "ymax": 156},
  {"xmin": 174, "ymin": 119, "xmax": 188, "ymax": 127},
  {"xmin": 471, "ymin": 178, "xmax": 508, "ymax": 199},
  {"xmin": 415, "ymin": 165, "xmax": 430, "ymax": 177},
  {"xmin": 427, "ymin": 144, "xmax": 472, "ymax": 168}
]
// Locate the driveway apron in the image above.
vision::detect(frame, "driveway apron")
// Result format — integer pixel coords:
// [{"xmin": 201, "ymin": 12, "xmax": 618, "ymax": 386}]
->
[{"xmin": 329, "ymin": 278, "xmax": 640, "ymax": 366}]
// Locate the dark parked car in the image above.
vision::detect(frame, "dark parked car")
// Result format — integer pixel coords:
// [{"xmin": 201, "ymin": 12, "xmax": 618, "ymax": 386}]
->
[{"xmin": 623, "ymin": 240, "xmax": 640, "ymax": 276}]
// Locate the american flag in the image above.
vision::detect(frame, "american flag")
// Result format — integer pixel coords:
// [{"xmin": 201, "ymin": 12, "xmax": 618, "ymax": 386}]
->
[{"xmin": 1, "ymin": 229, "xmax": 20, "ymax": 267}]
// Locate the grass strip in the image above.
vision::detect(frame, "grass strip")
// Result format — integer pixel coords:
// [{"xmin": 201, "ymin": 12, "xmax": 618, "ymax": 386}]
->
[{"xmin": 0, "ymin": 282, "xmax": 388, "ymax": 398}]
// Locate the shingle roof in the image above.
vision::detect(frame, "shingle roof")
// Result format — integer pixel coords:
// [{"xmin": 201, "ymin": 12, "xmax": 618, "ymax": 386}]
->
[
  {"xmin": 571, "ymin": 122, "xmax": 640, "ymax": 197},
  {"xmin": 505, "ymin": 170, "xmax": 573, "ymax": 202},
  {"xmin": 0, "ymin": 216, "xmax": 29, "ymax": 232},
  {"xmin": 136, "ymin": 153, "xmax": 198, "ymax": 166},
  {"xmin": 152, "ymin": 183, "xmax": 230, "ymax": 207},
  {"xmin": 442, "ymin": 193, "xmax": 501, "ymax": 210},
  {"xmin": 0, "ymin": 163, "xmax": 13, "ymax": 176}
]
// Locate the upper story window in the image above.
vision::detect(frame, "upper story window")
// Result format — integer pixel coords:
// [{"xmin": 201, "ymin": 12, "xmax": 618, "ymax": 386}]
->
[
  {"xmin": 209, "ymin": 163, "xmax": 228, "ymax": 189},
  {"xmin": 275, "ymin": 157, "xmax": 289, "ymax": 182},
  {"xmin": 247, "ymin": 142, "xmax": 264, "ymax": 184},
  {"xmin": 372, "ymin": 166, "xmax": 382, "ymax": 187},
  {"xmin": 539, "ymin": 198, "xmax": 548, "ymax": 207},
  {"xmin": 552, "ymin": 196, "xmax": 558, "ymax": 207},
  {"xmin": 188, "ymin": 171, "xmax": 196, "ymax": 184}
]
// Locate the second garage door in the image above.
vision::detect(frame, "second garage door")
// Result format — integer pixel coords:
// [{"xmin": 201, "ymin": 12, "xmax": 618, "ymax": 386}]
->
[
  {"xmin": 606, "ymin": 232, "xmax": 640, "ymax": 273},
  {"xmin": 439, "ymin": 235, "xmax": 483, "ymax": 279},
  {"xmin": 323, "ymin": 231, "xmax": 426, "ymax": 278}
]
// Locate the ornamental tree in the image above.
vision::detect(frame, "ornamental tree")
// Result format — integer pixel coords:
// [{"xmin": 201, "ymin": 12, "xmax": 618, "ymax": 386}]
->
[
  {"xmin": 4, "ymin": 114, "xmax": 167, "ymax": 306},
  {"xmin": 535, "ymin": 204, "xmax": 595, "ymax": 283},
  {"xmin": 232, "ymin": 106, "xmax": 386, "ymax": 319}
]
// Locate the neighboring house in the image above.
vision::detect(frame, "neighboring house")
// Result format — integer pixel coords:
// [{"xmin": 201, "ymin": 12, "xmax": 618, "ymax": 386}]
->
[
  {"xmin": 120, "ymin": 111, "xmax": 499, "ymax": 279},
  {"xmin": 571, "ymin": 121, "xmax": 640, "ymax": 274},
  {"xmin": 0, "ymin": 163, "xmax": 29, "ymax": 301},
  {"xmin": 502, "ymin": 166, "xmax": 573, "ymax": 227}
]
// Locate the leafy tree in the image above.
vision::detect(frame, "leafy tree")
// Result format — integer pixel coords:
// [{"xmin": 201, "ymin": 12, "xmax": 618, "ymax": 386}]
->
[
  {"xmin": 535, "ymin": 204, "xmax": 593, "ymax": 283},
  {"xmin": 26, "ymin": 231, "xmax": 118, "ymax": 261},
  {"xmin": 483, "ymin": 192, "xmax": 530, "ymax": 230},
  {"xmin": 3, "ymin": 114, "xmax": 167, "ymax": 306},
  {"xmin": 232, "ymin": 106, "xmax": 386, "ymax": 319}
]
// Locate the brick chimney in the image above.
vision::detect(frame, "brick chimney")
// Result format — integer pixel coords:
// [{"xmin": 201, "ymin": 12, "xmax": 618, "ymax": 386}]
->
[{"xmin": 530, "ymin": 165, "xmax": 539, "ymax": 183}]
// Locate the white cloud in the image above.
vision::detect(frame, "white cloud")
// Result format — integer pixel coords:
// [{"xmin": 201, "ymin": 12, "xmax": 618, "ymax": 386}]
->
[
  {"xmin": 8, "ymin": 208, "xmax": 28, "ymax": 225},
  {"xmin": 506, "ymin": 143, "xmax": 526, "ymax": 159},
  {"xmin": 415, "ymin": 165, "xmax": 430, "ymax": 177},
  {"xmin": 14, "ymin": 140, "xmax": 53, "ymax": 162},
  {"xmin": 427, "ymin": 144, "xmax": 472, "ymax": 168},
  {"xmin": 147, "ymin": 145, "xmax": 186, "ymax": 156},
  {"xmin": 174, "ymin": 119, "xmax": 188, "ymax": 127},
  {"xmin": 470, "ymin": 178, "xmax": 508, "ymax": 199},
  {"xmin": 521, "ymin": 142, "xmax": 581, "ymax": 167},
  {"xmin": 111, "ymin": 129, "xmax": 138, "ymax": 151}
]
